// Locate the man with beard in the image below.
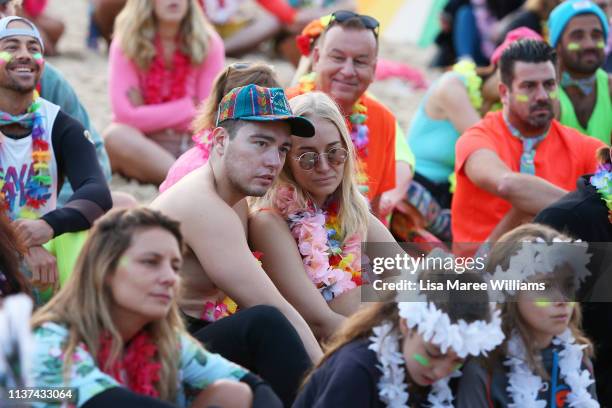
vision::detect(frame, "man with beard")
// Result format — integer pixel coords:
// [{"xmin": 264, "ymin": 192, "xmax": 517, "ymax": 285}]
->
[
  {"xmin": 451, "ymin": 39, "xmax": 604, "ymax": 244},
  {"xmin": 0, "ymin": 17, "xmax": 111, "ymax": 290},
  {"xmin": 151, "ymin": 84, "xmax": 322, "ymax": 406},
  {"xmin": 549, "ymin": 0, "xmax": 611, "ymax": 145}
]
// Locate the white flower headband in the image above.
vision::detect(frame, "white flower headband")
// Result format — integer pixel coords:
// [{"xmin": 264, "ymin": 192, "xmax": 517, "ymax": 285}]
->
[
  {"xmin": 397, "ymin": 301, "xmax": 504, "ymax": 359},
  {"xmin": 488, "ymin": 237, "xmax": 591, "ymax": 297}
]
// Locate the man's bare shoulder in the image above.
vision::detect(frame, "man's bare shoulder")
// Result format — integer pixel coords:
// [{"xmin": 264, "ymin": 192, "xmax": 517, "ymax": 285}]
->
[{"xmin": 150, "ymin": 169, "xmax": 232, "ymax": 224}]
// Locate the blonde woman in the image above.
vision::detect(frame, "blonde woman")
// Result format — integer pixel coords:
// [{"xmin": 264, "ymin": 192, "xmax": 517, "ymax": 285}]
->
[
  {"xmin": 103, "ymin": 0, "xmax": 224, "ymax": 185},
  {"xmin": 249, "ymin": 92, "xmax": 399, "ymax": 340},
  {"xmin": 30, "ymin": 208, "xmax": 282, "ymax": 408}
]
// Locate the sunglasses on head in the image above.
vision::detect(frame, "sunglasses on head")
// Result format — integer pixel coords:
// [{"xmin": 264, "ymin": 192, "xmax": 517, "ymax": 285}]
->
[
  {"xmin": 329, "ymin": 10, "xmax": 380, "ymax": 37},
  {"xmin": 294, "ymin": 147, "xmax": 349, "ymax": 171}
]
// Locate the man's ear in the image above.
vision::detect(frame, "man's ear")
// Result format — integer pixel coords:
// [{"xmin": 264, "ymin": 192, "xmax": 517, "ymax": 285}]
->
[
  {"xmin": 499, "ymin": 81, "xmax": 510, "ymax": 106},
  {"xmin": 212, "ymin": 127, "xmax": 229, "ymax": 156}
]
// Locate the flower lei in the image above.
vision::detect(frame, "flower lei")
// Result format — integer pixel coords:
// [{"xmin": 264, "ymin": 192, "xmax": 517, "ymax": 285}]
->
[
  {"xmin": 297, "ymin": 73, "xmax": 370, "ymax": 195},
  {"xmin": 368, "ymin": 321, "xmax": 456, "ymax": 408},
  {"xmin": 0, "ymin": 95, "xmax": 52, "ymax": 220},
  {"xmin": 96, "ymin": 330, "xmax": 161, "ymax": 397},
  {"xmin": 199, "ymin": 252, "xmax": 261, "ymax": 322},
  {"xmin": 451, "ymin": 60, "xmax": 483, "ymax": 111},
  {"xmin": 590, "ymin": 163, "xmax": 612, "ymax": 224},
  {"xmin": 505, "ymin": 329, "xmax": 598, "ymax": 407},
  {"xmin": 142, "ymin": 35, "xmax": 192, "ymax": 105},
  {"xmin": 276, "ymin": 185, "xmax": 362, "ymax": 301}
]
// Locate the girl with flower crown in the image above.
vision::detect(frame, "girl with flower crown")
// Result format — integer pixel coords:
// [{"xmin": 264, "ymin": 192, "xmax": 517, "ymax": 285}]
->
[
  {"xmin": 293, "ymin": 264, "xmax": 504, "ymax": 407},
  {"xmin": 29, "ymin": 208, "xmax": 282, "ymax": 408},
  {"xmin": 103, "ymin": 0, "xmax": 224, "ymax": 185},
  {"xmin": 249, "ymin": 91, "xmax": 406, "ymax": 340},
  {"xmin": 456, "ymin": 224, "xmax": 598, "ymax": 407}
]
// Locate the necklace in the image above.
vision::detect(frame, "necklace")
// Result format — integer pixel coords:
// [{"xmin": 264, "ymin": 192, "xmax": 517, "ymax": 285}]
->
[
  {"xmin": 590, "ymin": 163, "xmax": 612, "ymax": 224},
  {"xmin": 369, "ymin": 321, "xmax": 456, "ymax": 408},
  {"xmin": 451, "ymin": 60, "xmax": 483, "ymax": 111},
  {"xmin": 276, "ymin": 185, "xmax": 362, "ymax": 301},
  {"xmin": 505, "ymin": 330, "xmax": 597, "ymax": 407},
  {"xmin": 0, "ymin": 96, "xmax": 52, "ymax": 219},
  {"xmin": 142, "ymin": 35, "xmax": 192, "ymax": 105},
  {"xmin": 297, "ymin": 73, "xmax": 370, "ymax": 196}
]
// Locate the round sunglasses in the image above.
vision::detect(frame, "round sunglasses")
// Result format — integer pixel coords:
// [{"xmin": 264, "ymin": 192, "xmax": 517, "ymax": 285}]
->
[{"xmin": 294, "ymin": 147, "xmax": 348, "ymax": 170}]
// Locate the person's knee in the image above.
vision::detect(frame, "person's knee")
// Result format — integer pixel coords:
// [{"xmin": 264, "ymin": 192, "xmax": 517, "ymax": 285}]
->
[
  {"xmin": 111, "ymin": 191, "xmax": 139, "ymax": 209},
  {"xmin": 191, "ymin": 379, "xmax": 252, "ymax": 408},
  {"xmin": 244, "ymin": 305, "xmax": 293, "ymax": 332}
]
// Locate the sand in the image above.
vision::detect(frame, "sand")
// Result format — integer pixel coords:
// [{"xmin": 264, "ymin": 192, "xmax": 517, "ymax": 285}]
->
[{"xmin": 46, "ymin": 0, "xmax": 439, "ymax": 203}]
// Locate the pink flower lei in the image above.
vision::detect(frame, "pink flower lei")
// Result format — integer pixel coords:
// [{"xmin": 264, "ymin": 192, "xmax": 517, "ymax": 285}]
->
[{"xmin": 276, "ymin": 186, "xmax": 363, "ymax": 301}]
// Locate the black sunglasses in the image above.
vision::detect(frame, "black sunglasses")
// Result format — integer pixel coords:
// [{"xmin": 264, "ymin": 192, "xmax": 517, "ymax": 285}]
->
[{"xmin": 329, "ymin": 10, "xmax": 380, "ymax": 37}]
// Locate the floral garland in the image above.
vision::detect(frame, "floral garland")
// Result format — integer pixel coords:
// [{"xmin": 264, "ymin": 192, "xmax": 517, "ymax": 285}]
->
[
  {"xmin": 142, "ymin": 35, "xmax": 192, "ymax": 105},
  {"xmin": 590, "ymin": 163, "xmax": 612, "ymax": 224},
  {"xmin": 368, "ymin": 321, "xmax": 456, "ymax": 408},
  {"xmin": 96, "ymin": 330, "xmax": 161, "ymax": 397},
  {"xmin": 451, "ymin": 60, "xmax": 483, "ymax": 111},
  {"xmin": 505, "ymin": 329, "xmax": 598, "ymax": 407},
  {"xmin": 276, "ymin": 185, "xmax": 362, "ymax": 301},
  {"xmin": 298, "ymin": 73, "xmax": 370, "ymax": 196},
  {"xmin": 0, "ymin": 95, "xmax": 52, "ymax": 220},
  {"xmin": 199, "ymin": 252, "xmax": 262, "ymax": 322}
]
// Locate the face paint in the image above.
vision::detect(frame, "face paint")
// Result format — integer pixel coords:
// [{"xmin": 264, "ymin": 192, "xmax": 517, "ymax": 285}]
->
[
  {"xmin": 0, "ymin": 51, "xmax": 11, "ymax": 65},
  {"xmin": 597, "ymin": 41, "xmax": 605, "ymax": 49},
  {"xmin": 515, "ymin": 94, "xmax": 529, "ymax": 103},
  {"xmin": 534, "ymin": 298, "xmax": 552, "ymax": 308},
  {"xmin": 33, "ymin": 52, "xmax": 43, "ymax": 66},
  {"xmin": 548, "ymin": 90, "xmax": 559, "ymax": 99},
  {"xmin": 567, "ymin": 42, "xmax": 581, "ymax": 51},
  {"xmin": 118, "ymin": 256, "xmax": 130, "ymax": 268},
  {"xmin": 413, "ymin": 353, "xmax": 430, "ymax": 367}
]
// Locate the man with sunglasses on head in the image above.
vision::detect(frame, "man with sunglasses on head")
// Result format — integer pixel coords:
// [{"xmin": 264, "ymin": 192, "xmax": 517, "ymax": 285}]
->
[{"xmin": 287, "ymin": 10, "xmax": 415, "ymax": 220}]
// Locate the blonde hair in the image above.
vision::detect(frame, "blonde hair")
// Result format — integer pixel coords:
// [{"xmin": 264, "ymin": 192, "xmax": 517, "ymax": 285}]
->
[
  {"xmin": 486, "ymin": 223, "xmax": 593, "ymax": 379},
  {"xmin": 114, "ymin": 0, "xmax": 212, "ymax": 69},
  {"xmin": 255, "ymin": 91, "xmax": 370, "ymax": 242},
  {"xmin": 31, "ymin": 208, "xmax": 188, "ymax": 401},
  {"xmin": 192, "ymin": 62, "xmax": 280, "ymax": 133}
]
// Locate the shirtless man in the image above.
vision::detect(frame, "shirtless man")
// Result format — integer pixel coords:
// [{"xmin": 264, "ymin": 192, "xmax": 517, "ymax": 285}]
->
[{"xmin": 151, "ymin": 84, "xmax": 320, "ymax": 405}]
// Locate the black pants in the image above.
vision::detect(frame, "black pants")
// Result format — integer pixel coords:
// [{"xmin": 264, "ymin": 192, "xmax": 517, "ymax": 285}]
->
[{"xmin": 187, "ymin": 305, "xmax": 312, "ymax": 407}]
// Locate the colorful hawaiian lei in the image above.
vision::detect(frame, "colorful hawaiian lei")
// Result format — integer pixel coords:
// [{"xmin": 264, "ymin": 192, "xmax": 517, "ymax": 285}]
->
[
  {"xmin": 276, "ymin": 186, "xmax": 362, "ymax": 301},
  {"xmin": 451, "ymin": 59, "xmax": 483, "ymax": 111},
  {"xmin": 298, "ymin": 73, "xmax": 370, "ymax": 196},
  {"xmin": 0, "ymin": 94, "xmax": 52, "ymax": 220},
  {"xmin": 590, "ymin": 163, "xmax": 612, "ymax": 224}
]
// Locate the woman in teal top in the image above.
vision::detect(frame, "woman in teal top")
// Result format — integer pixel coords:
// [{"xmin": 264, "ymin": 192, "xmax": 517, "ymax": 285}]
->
[{"xmin": 30, "ymin": 207, "xmax": 280, "ymax": 408}]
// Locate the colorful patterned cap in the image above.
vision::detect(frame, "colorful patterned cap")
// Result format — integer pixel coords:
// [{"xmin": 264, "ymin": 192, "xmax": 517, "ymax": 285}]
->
[
  {"xmin": 216, "ymin": 84, "xmax": 315, "ymax": 138},
  {"xmin": 0, "ymin": 16, "xmax": 44, "ymax": 52}
]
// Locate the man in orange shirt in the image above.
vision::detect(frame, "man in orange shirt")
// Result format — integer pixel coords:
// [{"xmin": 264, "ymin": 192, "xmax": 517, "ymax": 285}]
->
[
  {"xmin": 286, "ymin": 11, "xmax": 414, "ymax": 219},
  {"xmin": 452, "ymin": 39, "xmax": 604, "ymax": 244}
]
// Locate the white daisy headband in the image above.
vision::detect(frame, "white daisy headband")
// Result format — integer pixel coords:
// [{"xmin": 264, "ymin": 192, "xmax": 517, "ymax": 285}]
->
[
  {"xmin": 397, "ymin": 301, "xmax": 504, "ymax": 358},
  {"xmin": 487, "ymin": 237, "xmax": 591, "ymax": 297}
]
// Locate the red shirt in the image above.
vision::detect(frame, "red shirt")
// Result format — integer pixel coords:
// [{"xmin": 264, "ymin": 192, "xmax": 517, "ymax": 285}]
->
[{"xmin": 452, "ymin": 111, "xmax": 604, "ymax": 243}]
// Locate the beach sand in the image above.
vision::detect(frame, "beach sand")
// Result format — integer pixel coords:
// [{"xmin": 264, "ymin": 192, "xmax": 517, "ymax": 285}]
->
[{"xmin": 47, "ymin": 0, "xmax": 438, "ymax": 203}]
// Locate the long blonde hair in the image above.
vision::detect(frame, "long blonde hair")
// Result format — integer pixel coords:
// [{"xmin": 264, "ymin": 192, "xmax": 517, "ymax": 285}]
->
[
  {"xmin": 255, "ymin": 91, "xmax": 370, "ymax": 241},
  {"xmin": 114, "ymin": 0, "xmax": 212, "ymax": 69},
  {"xmin": 486, "ymin": 223, "xmax": 593, "ymax": 379},
  {"xmin": 31, "ymin": 208, "xmax": 188, "ymax": 401}
]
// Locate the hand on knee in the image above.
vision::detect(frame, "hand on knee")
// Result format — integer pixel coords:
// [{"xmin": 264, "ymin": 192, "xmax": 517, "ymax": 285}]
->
[{"xmin": 192, "ymin": 380, "xmax": 253, "ymax": 408}]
